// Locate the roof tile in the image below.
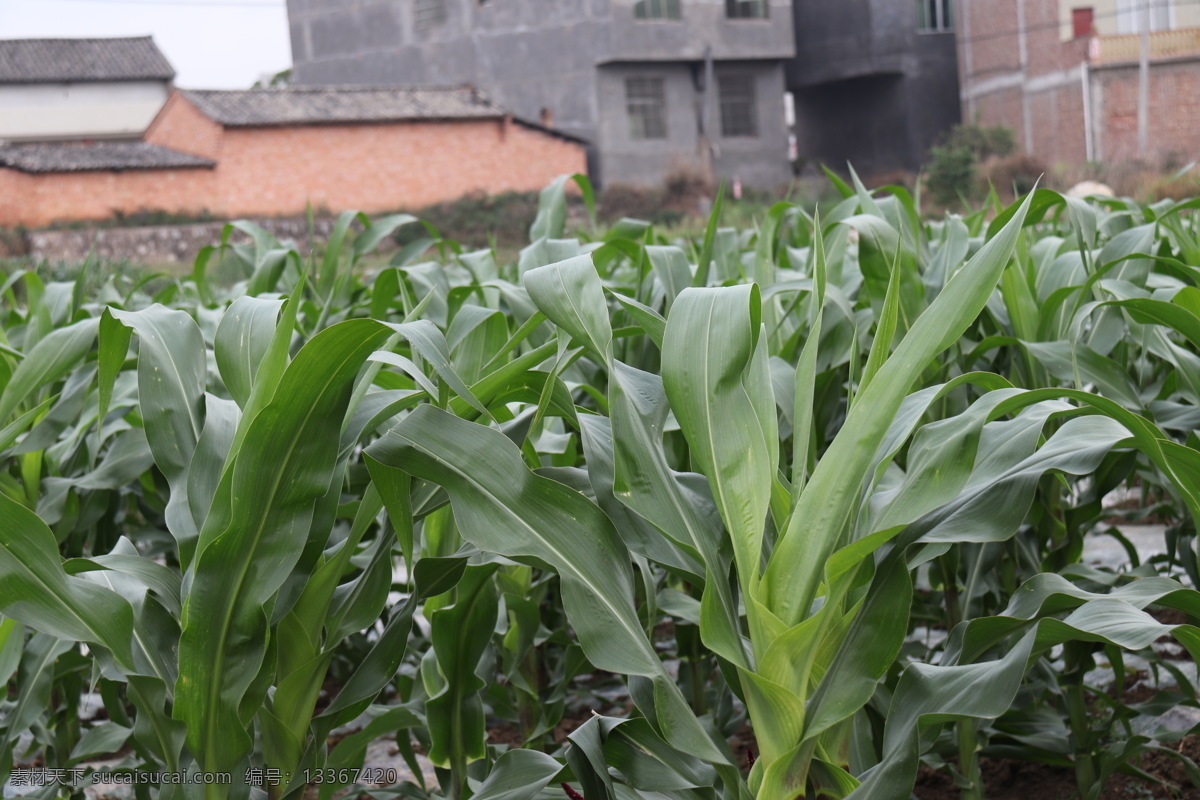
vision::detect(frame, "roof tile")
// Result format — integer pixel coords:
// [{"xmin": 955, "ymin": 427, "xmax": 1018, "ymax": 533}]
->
[
  {"xmin": 0, "ymin": 141, "xmax": 214, "ymax": 173},
  {"xmin": 0, "ymin": 37, "xmax": 175, "ymax": 83},
  {"xmin": 182, "ymin": 86, "xmax": 505, "ymax": 126}
]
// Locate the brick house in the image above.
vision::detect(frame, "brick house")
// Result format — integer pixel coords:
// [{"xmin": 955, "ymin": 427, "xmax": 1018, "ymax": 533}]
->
[
  {"xmin": 957, "ymin": 0, "xmax": 1200, "ymax": 166},
  {"xmin": 0, "ymin": 40, "xmax": 587, "ymax": 228}
]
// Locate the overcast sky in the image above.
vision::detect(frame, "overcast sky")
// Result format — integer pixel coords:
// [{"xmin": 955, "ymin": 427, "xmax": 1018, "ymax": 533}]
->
[{"xmin": 0, "ymin": 0, "xmax": 292, "ymax": 89}]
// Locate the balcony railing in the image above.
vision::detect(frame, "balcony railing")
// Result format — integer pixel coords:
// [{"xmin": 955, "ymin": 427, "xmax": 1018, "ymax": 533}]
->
[{"xmin": 1093, "ymin": 27, "xmax": 1200, "ymax": 64}]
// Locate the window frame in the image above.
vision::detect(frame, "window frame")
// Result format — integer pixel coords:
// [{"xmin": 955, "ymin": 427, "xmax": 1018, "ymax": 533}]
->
[
  {"xmin": 725, "ymin": 0, "xmax": 769, "ymax": 20},
  {"xmin": 634, "ymin": 0, "xmax": 681, "ymax": 20},
  {"xmin": 625, "ymin": 76, "xmax": 668, "ymax": 141},
  {"xmin": 718, "ymin": 73, "xmax": 758, "ymax": 139},
  {"xmin": 916, "ymin": 0, "xmax": 953, "ymax": 32}
]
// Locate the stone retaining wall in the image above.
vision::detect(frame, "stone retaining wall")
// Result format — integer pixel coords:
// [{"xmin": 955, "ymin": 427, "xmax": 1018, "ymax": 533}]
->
[{"xmin": 24, "ymin": 217, "xmax": 345, "ymax": 264}]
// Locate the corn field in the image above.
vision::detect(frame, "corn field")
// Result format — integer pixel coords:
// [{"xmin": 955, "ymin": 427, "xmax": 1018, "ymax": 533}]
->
[{"xmin": 3, "ymin": 173, "xmax": 1200, "ymax": 800}]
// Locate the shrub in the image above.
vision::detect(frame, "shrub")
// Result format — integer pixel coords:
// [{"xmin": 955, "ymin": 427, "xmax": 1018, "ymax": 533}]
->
[
  {"xmin": 927, "ymin": 141, "xmax": 978, "ymax": 206},
  {"xmin": 393, "ymin": 189, "xmax": 543, "ymax": 249},
  {"xmin": 945, "ymin": 122, "xmax": 1017, "ymax": 161},
  {"xmin": 984, "ymin": 152, "xmax": 1048, "ymax": 198},
  {"xmin": 926, "ymin": 122, "xmax": 1019, "ymax": 206},
  {"xmin": 600, "ymin": 164, "xmax": 714, "ymax": 226}
]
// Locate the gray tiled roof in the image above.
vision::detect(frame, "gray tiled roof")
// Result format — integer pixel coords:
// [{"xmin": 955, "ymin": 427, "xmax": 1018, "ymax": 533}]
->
[
  {"xmin": 182, "ymin": 86, "xmax": 506, "ymax": 127},
  {"xmin": 0, "ymin": 37, "xmax": 175, "ymax": 83},
  {"xmin": 0, "ymin": 141, "xmax": 214, "ymax": 173}
]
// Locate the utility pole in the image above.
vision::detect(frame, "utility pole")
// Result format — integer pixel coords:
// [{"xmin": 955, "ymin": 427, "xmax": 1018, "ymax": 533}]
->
[{"xmin": 1138, "ymin": 0, "xmax": 1150, "ymax": 157}]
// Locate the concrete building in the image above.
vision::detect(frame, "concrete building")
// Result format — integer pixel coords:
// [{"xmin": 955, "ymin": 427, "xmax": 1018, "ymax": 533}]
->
[
  {"xmin": 787, "ymin": 0, "xmax": 962, "ymax": 174},
  {"xmin": 959, "ymin": 0, "xmax": 1200, "ymax": 167},
  {"xmin": 286, "ymin": 0, "xmax": 796, "ymax": 188},
  {"xmin": 0, "ymin": 37, "xmax": 175, "ymax": 142}
]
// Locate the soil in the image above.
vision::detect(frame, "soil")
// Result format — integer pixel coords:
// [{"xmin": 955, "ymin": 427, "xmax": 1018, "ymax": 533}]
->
[
  {"xmin": 482, "ymin": 701, "xmax": 603, "ymax": 750},
  {"xmin": 914, "ymin": 735, "xmax": 1200, "ymax": 799},
  {"xmin": 1152, "ymin": 608, "xmax": 1194, "ymax": 634},
  {"xmin": 486, "ymin": 722, "xmax": 524, "ymax": 747},
  {"xmin": 728, "ymin": 722, "xmax": 758, "ymax": 773}
]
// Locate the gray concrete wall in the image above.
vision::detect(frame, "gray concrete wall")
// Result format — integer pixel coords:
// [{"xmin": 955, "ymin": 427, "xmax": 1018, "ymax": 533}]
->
[
  {"xmin": 606, "ymin": 0, "xmax": 793, "ymax": 62},
  {"xmin": 711, "ymin": 61, "xmax": 791, "ymax": 188},
  {"xmin": 286, "ymin": 0, "xmax": 792, "ymax": 186},
  {"xmin": 288, "ymin": 0, "xmax": 608, "ymax": 138},
  {"xmin": 786, "ymin": 0, "xmax": 960, "ymax": 172},
  {"xmin": 594, "ymin": 62, "xmax": 701, "ymax": 186},
  {"xmin": 596, "ymin": 60, "xmax": 789, "ymax": 188}
]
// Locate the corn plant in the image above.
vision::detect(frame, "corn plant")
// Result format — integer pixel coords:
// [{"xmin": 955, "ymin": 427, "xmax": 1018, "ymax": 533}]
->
[{"xmin": 3, "ymin": 176, "xmax": 1200, "ymax": 800}]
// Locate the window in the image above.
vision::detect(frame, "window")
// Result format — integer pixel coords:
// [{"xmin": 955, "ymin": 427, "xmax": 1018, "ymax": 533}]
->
[
  {"xmin": 719, "ymin": 75, "xmax": 757, "ymax": 138},
  {"xmin": 1116, "ymin": 0, "xmax": 1171, "ymax": 33},
  {"xmin": 635, "ymin": 0, "xmax": 681, "ymax": 19},
  {"xmin": 626, "ymin": 77, "xmax": 667, "ymax": 139},
  {"xmin": 415, "ymin": 0, "xmax": 446, "ymax": 30},
  {"xmin": 917, "ymin": 0, "xmax": 953, "ymax": 31},
  {"xmin": 725, "ymin": 0, "xmax": 768, "ymax": 19}
]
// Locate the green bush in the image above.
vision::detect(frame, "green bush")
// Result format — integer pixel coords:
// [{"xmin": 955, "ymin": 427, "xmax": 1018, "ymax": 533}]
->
[
  {"xmin": 926, "ymin": 122, "xmax": 1018, "ymax": 206},
  {"xmin": 393, "ymin": 189, "xmax": 544, "ymax": 250},
  {"xmin": 927, "ymin": 141, "xmax": 978, "ymax": 206}
]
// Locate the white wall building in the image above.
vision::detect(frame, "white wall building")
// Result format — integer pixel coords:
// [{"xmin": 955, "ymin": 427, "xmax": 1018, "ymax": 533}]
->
[{"xmin": 0, "ymin": 37, "xmax": 174, "ymax": 142}]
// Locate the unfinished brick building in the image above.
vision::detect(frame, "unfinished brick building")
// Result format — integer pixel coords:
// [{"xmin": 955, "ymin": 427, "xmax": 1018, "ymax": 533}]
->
[{"xmin": 958, "ymin": 0, "xmax": 1200, "ymax": 167}]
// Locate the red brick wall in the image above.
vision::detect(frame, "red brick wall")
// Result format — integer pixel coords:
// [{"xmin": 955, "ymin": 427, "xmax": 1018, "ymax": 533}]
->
[
  {"xmin": 145, "ymin": 92, "xmax": 224, "ymax": 160},
  {"xmin": 1, "ymin": 112, "xmax": 587, "ymax": 227},
  {"xmin": 959, "ymin": 0, "xmax": 1195, "ymax": 167},
  {"xmin": 1, "ymin": 167, "xmax": 216, "ymax": 227},
  {"xmin": 1095, "ymin": 60, "xmax": 1200, "ymax": 163},
  {"xmin": 1029, "ymin": 84, "xmax": 1087, "ymax": 165},
  {"xmin": 974, "ymin": 86, "xmax": 1025, "ymax": 134},
  {"xmin": 963, "ymin": 1, "xmax": 1021, "ymax": 83},
  {"xmin": 0, "ymin": 169, "xmax": 33, "ymax": 226},
  {"xmin": 211, "ymin": 117, "xmax": 585, "ymax": 217}
]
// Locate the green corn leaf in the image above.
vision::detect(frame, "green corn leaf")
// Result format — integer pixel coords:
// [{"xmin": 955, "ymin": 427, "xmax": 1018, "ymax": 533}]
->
[
  {"xmin": 365, "ymin": 405, "xmax": 727, "ymax": 763},
  {"xmin": 0, "ymin": 316, "xmax": 99, "ymax": 424},
  {"xmin": 848, "ymin": 631, "xmax": 1037, "ymax": 800},
  {"xmin": 764, "ymin": 188, "xmax": 1034, "ymax": 627},
  {"xmin": 605, "ymin": 361, "xmax": 746, "ymax": 667},
  {"xmin": 214, "ymin": 296, "xmax": 285, "ymax": 409},
  {"xmin": 472, "ymin": 749, "xmax": 564, "ymax": 800},
  {"xmin": 102, "ymin": 306, "xmax": 207, "ymax": 560},
  {"xmin": 0, "ymin": 617, "xmax": 22, "ymax": 686},
  {"xmin": 0, "ymin": 493, "xmax": 135, "ymax": 673},
  {"xmin": 367, "ymin": 405, "xmax": 658, "ymax": 676},
  {"xmin": 646, "ymin": 245, "xmax": 694, "ymax": 310},
  {"xmin": 426, "ymin": 564, "xmax": 498, "ymax": 770},
  {"xmin": 662, "ymin": 283, "xmax": 778, "ymax": 638},
  {"xmin": 175, "ymin": 319, "xmax": 392, "ymax": 773},
  {"xmin": 314, "ymin": 555, "xmax": 466, "ymax": 733},
  {"xmin": 0, "ymin": 633, "xmax": 70, "ymax": 770},
  {"xmin": 524, "ymin": 254, "xmax": 613, "ymax": 364}
]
